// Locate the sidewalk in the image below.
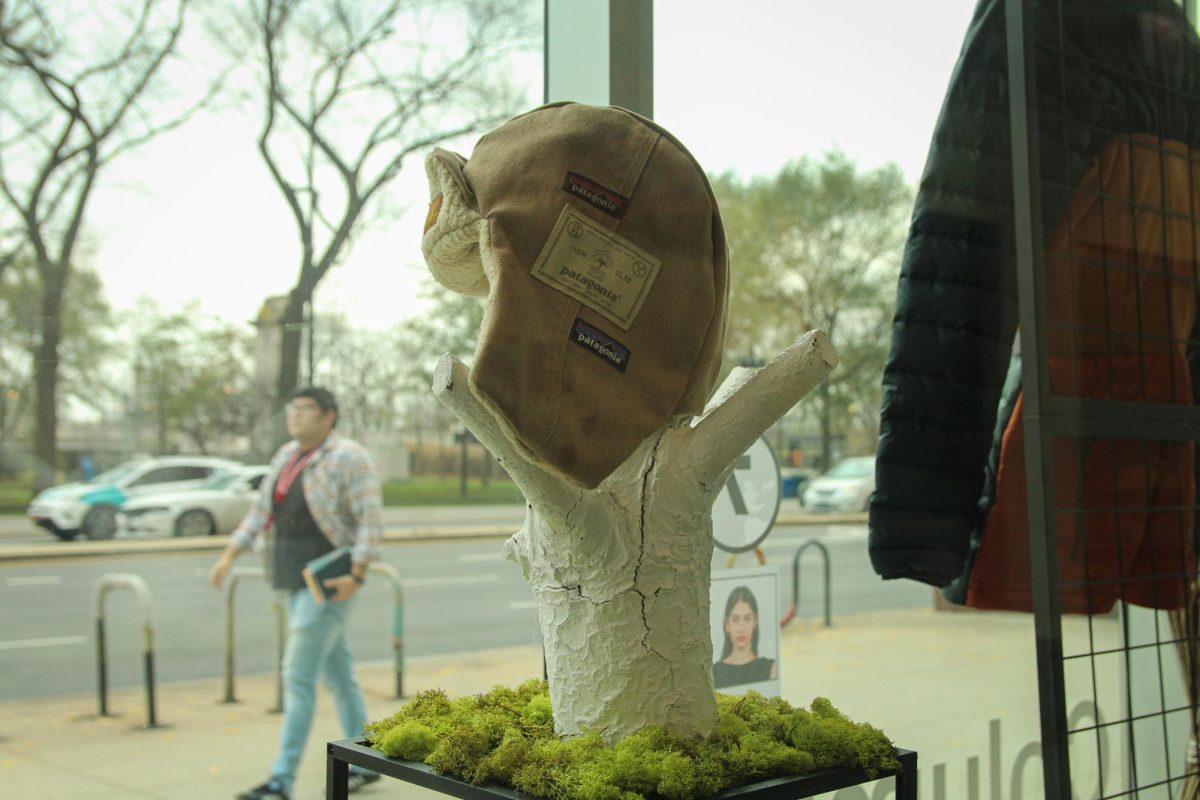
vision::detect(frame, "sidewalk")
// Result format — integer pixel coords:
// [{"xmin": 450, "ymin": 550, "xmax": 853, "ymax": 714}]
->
[{"xmin": 0, "ymin": 605, "xmax": 1055, "ymax": 800}]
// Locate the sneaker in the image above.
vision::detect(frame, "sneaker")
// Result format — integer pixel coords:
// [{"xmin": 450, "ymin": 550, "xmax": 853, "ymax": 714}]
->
[
  {"xmin": 347, "ymin": 771, "xmax": 382, "ymax": 793},
  {"xmin": 236, "ymin": 778, "xmax": 290, "ymax": 800}
]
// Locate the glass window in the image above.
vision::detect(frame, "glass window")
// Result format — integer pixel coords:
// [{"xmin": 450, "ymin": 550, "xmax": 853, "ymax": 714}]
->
[
  {"xmin": 200, "ymin": 470, "xmax": 241, "ymax": 490},
  {"xmin": 823, "ymin": 457, "xmax": 875, "ymax": 479},
  {"xmin": 9, "ymin": 2, "xmax": 1200, "ymax": 798},
  {"xmin": 88, "ymin": 462, "xmax": 140, "ymax": 485},
  {"xmin": 130, "ymin": 466, "xmax": 208, "ymax": 486}
]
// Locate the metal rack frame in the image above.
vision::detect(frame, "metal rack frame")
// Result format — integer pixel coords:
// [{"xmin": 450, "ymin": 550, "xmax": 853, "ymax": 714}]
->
[{"xmin": 325, "ymin": 739, "xmax": 918, "ymax": 800}]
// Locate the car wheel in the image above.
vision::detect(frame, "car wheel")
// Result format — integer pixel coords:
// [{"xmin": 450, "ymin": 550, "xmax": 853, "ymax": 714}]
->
[
  {"xmin": 174, "ymin": 509, "xmax": 216, "ymax": 537},
  {"xmin": 82, "ymin": 504, "xmax": 118, "ymax": 540}
]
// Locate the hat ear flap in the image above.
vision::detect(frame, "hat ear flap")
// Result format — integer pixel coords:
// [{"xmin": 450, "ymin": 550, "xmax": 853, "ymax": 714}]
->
[{"xmin": 421, "ymin": 149, "xmax": 489, "ymax": 297}]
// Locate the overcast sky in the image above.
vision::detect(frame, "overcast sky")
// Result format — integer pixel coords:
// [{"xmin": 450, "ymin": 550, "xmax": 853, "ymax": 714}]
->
[{"xmin": 85, "ymin": 0, "xmax": 977, "ymax": 331}]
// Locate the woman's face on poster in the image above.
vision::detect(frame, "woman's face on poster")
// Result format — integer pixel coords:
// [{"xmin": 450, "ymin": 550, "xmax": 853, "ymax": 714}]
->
[{"xmin": 725, "ymin": 599, "xmax": 758, "ymax": 651}]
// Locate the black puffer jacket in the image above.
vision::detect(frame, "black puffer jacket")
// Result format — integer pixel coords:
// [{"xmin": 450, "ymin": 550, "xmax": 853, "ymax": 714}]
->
[{"xmin": 869, "ymin": 0, "xmax": 1200, "ymax": 588}]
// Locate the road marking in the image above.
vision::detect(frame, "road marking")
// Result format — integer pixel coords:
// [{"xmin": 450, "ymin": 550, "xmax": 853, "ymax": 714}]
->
[
  {"xmin": 458, "ymin": 552, "xmax": 506, "ymax": 563},
  {"xmin": 185, "ymin": 567, "xmax": 504, "ymax": 587},
  {"xmin": 5, "ymin": 576, "xmax": 62, "ymax": 587},
  {"xmin": 402, "ymin": 574, "xmax": 501, "ymax": 588},
  {"xmin": 509, "ymin": 600, "xmax": 537, "ymax": 610},
  {"xmin": 0, "ymin": 636, "xmax": 86, "ymax": 651}
]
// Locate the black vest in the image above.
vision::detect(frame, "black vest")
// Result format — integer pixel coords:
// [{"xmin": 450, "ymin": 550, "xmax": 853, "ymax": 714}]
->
[{"xmin": 272, "ymin": 475, "xmax": 333, "ymax": 591}]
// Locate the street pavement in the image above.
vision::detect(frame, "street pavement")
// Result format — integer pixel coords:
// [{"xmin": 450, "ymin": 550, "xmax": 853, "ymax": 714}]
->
[
  {"xmin": 0, "ymin": 504, "xmax": 534, "ymax": 549},
  {"xmin": 0, "ymin": 505, "xmax": 866, "ymax": 557},
  {"xmin": 0, "ymin": 603, "xmax": 1066, "ymax": 800},
  {"xmin": 0, "ymin": 509, "xmax": 1079, "ymax": 799}
]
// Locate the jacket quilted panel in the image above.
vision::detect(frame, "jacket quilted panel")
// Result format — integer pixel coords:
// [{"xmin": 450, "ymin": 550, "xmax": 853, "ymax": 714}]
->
[{"xmin": 869, "ymin": 0, "xmax": 1200, "ymax": 594}]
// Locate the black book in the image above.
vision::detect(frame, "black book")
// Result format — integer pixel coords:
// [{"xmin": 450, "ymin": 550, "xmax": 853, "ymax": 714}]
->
[{"xmin": 302, "ymin": 546, "xmax": 353, "ymax": 604}]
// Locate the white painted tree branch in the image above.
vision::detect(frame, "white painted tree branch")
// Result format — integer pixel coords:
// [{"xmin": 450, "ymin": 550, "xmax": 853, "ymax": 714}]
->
[
  {"xmin": 689, "ymin": 330, "xmax": 839, "ymax": 483},
  {"xmin": 431, "ymin": 330, "xmax": 837, "ymax": 742}
]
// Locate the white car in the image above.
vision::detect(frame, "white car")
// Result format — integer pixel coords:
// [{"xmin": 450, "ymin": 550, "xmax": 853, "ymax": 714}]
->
[
  {"xmin": 801, "ymin": 456, "xmax": 876, "ymax": 512},
  {"xmin": 117, "ymin": 465, "xmax": 271, "ymax": 538},
  {"xmin": 29, "ymin": 455, "xmax": 241, "ymax": 541}
]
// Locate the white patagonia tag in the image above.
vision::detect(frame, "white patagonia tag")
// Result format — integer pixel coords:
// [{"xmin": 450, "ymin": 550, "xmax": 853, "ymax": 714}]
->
[{"xmin": 530, "ymin": 206, "xmax": 661, "ymax": 331}]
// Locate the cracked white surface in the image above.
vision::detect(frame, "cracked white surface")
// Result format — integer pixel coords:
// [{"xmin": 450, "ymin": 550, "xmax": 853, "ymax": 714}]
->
[{"xmin": 434, "ymin": 331, "xmax": 837, "ymax": 741}]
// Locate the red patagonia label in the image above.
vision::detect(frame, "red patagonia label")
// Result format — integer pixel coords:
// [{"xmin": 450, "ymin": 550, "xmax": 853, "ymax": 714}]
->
[{"xmin": 562, "ymin": 172, "xmax": 629, "ymax": 219}]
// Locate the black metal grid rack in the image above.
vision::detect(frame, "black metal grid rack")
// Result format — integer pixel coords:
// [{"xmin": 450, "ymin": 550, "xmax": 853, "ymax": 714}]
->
[{"xmin": 1007, "ymin": 0, "xmax": 1200, "ymax": 795}]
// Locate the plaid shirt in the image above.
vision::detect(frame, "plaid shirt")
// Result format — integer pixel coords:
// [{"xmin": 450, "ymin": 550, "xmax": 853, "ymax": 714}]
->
[{"xmin": 231, "ymin": 432, "xmax": 382, "ymax": 566}]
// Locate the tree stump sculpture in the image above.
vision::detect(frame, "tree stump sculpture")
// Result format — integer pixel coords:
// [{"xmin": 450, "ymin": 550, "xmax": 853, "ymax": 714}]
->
[{"xmin": 433, "ymin": 330, "xmax": 837, "ymax": 742}]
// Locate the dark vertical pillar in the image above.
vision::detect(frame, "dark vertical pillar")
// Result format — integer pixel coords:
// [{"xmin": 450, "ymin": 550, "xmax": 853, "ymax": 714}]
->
[{"xmin": 1005, "ymin": 0, "xmax": 1071, "ymax": 795}]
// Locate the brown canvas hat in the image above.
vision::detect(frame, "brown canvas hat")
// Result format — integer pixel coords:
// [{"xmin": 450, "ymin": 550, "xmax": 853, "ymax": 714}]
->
[{"xmin": 421, "ymin": 102, "xmax": 729, "ymax": 488}]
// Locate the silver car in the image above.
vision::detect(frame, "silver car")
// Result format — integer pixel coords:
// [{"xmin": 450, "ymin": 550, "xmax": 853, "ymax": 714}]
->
[
  {"xmin": 29, "ymin": 455, "xmax": 241, "ymax": 540},
  {"xmin": 118, "ymin": 465, "xmax": 270, "ymax": 538},
  {"xmin": 801, "ymin": 456, "xmax": 876, "ymax": 513}
]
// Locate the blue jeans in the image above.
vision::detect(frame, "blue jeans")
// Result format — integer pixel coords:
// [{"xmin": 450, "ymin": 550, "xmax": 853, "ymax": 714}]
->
[{"xmin": 270, "ymin": 589, "xmax": 372, "ymax": 792}]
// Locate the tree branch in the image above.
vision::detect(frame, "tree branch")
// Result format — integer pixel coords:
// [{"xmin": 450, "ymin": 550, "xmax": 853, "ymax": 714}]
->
[
  {"xmin": 258, "ymin": 0, "xmax": 312, "ymax": 265},
  {"xmin": 357, "ymin": 38, "xmax": 486, "ymax": 161},
  {"xmin": 273, "ymin": 89, "xmax": 354, "ymax": 182},
  {"xmin": 689, "ymin": 330, "xmax": 838, "ymax": 481},
  {"xmin": 94, "ymin": 0, "xmax": 186, "ymax": 142},
  {"xmin": 362, "ymin": 118, "xmax": 499, "ymax": 201},
  {"xmin": 74, "ymin": 0, "xmax": 153, "ymax": 82},
  {"xmin": 105, "ymin": 64, "xmax": 229, "ymax": 162}
]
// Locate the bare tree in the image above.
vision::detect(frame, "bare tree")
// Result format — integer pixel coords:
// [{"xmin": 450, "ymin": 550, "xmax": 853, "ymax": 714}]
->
[
  {"xmin": 227, "ymin": 0, "xmax": 535, "ymax": 439},
  {"xmin": 310, "ymin": 313, "xmax": 412, "ymax": 437},
  {"xmin": 126, "ymin": 299, "xmax": 256, "ymax": 455},
  {"xmin": 0, "ymin": 253, "xmax": 114, "ymax": 444},
  {"xmin": 0, "ymin": 0, "xmax": 211, "ymax": 488}
]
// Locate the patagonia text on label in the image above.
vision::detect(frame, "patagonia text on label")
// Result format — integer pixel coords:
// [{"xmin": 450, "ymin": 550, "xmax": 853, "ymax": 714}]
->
[
  {"xmin": 570, "ymin": 318, "xmax": 630, "ymax": 372},
  {"xmin": 531, "ymin": 206, "xmax": 661, "ymax": 330},
  {"xmin": 563, "ymin": 171, "xmax": 629, "ymax": 219}
]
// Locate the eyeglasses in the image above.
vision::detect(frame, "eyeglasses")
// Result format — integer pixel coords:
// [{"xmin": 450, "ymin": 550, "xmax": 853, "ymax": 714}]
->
[{"xmin": 285, "ymin": 401, "xmax": 322, "ymax": 414}]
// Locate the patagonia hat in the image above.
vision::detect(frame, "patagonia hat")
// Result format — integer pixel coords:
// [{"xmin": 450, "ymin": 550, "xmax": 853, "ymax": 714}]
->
[{"xmin": 421, "ymin": 102, "xmax": 729, "ymax": 489}]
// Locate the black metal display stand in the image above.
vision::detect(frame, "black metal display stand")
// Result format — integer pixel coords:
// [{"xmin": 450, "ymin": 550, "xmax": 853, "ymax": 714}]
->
[{"xmin": 326, "ymin": 738, "xmax": 917, "ymax": 800}]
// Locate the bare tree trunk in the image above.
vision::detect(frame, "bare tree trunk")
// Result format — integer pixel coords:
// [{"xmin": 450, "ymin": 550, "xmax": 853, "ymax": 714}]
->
[
  {"xmin": 276, "ymin": 289, "xmax": 307, "ymax": 402},
  {"xmin": 268, "ymin": 286, "xmax": 310, "ymax": 448},
  {"xmin": 2, "ymin": 1, "xmax": 195, "ymax": 489},
  {"xmin": 435, "ymin": 331, "xmax": 837, "ymax": 741},
  {"xmin": 33, "ymin": 269, "xmax": 64, "ymax": 491}
]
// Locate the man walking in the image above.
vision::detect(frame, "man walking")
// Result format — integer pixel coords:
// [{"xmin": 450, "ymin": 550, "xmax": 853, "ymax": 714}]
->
[{"xmin": 210, "ymin": 386, "xmax": 383, "ymax": 799}]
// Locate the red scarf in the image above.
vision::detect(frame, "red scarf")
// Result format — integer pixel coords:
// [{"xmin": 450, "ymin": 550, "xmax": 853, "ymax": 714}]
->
[{"xmin": 272, "ymin": 448, "xmax": 317, "ymax": 508}]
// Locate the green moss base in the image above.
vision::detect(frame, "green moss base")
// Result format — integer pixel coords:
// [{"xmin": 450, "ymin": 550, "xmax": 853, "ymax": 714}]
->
[{"xmin": 365, "ymin": 680, "xmax": 899, "ymax": 800}]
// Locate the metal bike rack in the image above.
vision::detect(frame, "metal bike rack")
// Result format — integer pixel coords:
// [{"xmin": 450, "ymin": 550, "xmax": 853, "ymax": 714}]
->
[
  {"xmin": 221, "ymin": 566, "xmax": 287, "ymax": 712},
  {"xmin": 270, "ymin": 591, "xmax": 286, "ymax": 712},
  {"xmin": 222, "ymin": 562, "xmax": 405, "ymax": 704},
  {"xmin": 93, "ymin": 573, "xmax": 160, "ymax": 727},
  {"xmin": 223, "ymin": 565, "xmax": 261, "ymax": 703},
  {"xmin": 781, "ymin": 539, "xmax": 832, "ymax": 628},
  {"xmin": 368, "ymin": 562, "xmax": 405, "ymax": 698}
]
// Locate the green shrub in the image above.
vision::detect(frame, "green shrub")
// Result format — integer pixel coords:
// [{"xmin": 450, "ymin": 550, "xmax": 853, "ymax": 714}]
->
[{"xmin": 366, "ymin": 683, "xmax": 900, "ymax": 799}]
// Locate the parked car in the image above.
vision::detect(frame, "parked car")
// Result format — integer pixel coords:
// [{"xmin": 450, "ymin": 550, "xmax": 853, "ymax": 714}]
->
[
  {"xmin": 117, "ymin": 465, "xmax": 270, "ymax": 538},
  {"xmin": 801, "ymin": 456, "xmax": 876, "ymax": 512},
  {"xmin": 28, "ymin": 455, "xmax": 241, "ymax": 541}
]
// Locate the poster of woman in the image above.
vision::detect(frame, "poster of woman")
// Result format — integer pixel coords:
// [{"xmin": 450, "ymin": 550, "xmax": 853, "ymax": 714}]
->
[{"xmin": 710, "ymin": 566, "xmax": 781, "ymax": 696}]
